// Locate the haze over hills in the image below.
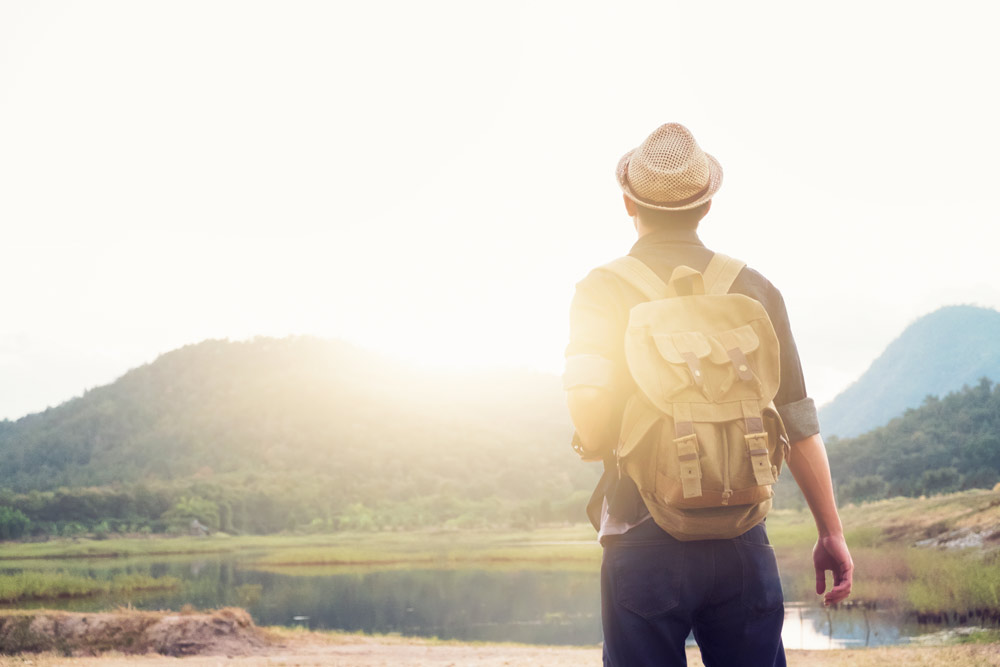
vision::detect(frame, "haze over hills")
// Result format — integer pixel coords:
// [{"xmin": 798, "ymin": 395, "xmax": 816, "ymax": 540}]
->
[
  {"xmin": 818, "ymin": 305, "xmax": 1000, "ymax": 437},
  {"xmin": 0, "ymin": 337, "xmax": 594, "ymax": 535},
  {"xmin": 3, "ymin": 303, "xmax": 1000, "ymax": 537}
]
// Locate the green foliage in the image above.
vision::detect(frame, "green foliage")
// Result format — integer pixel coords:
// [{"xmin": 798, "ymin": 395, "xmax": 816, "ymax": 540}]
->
[
  {"xmin": 828, "ymin": 378, "xmax": 1000, "ymax": 502},
  {"xmin": 162, "ymin": 496, "xmax": 220, "ymax": 532},
  {"xmin": 906, "ymin": 549, "xmax": 1000, "ymax": 613},
  {"xmin": 0, "ymin": 505, "xmax": 31, "ymax": 539},
  {"xmin": 921, "ymin": 467, "xmax": 961, "ymax": 495},
  {"xmin": 838, "ymin": 475, "xmax": 889, "ymax": 504},
  {"xmin": 0, "ymin": 337, "xmax": 596, "ymax": 536},
  {"xmin": 0, "ymin": 572, "xmax": 180, "ymax": 603}
]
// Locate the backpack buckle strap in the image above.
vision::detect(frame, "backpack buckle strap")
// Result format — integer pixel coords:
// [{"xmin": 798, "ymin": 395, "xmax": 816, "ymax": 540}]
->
[
  {"xmin": 673, "ymin": 403, "xmax": 703, "ymax": 499},
  {"xmin": 726, "ymin": 347, "xmax": 755, "ymax": 382},
  {"xmin": 745, "ymin": 433, "xmax": 776, "ymax": 486},
  {"xmin": 741, "ymin": 400, "xmax": 776, "ymax": 486},
  {"xmin": 675, "ymin": 434, "xmax": 703, "ymax": 499},
  {"xmin": 740, "ymin": 400, "xmax": 764, "ymax": 434},
  {"xmin": 680, "ymin": 351, "xmax": 704, "ymax": 388},
  {"xmin": 717, "ymin": 329, "xmax": 755, "ymax": 384}
]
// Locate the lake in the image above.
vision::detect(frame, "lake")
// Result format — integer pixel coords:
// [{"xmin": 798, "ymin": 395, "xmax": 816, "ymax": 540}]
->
[{"xmin": 0, "ymin": 551, "xmax": 966, "ymax": 650}]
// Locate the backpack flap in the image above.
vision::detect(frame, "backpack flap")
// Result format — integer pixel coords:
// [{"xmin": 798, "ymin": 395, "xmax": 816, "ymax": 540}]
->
[
  {"xmin": 627, "ymin": 297, "xmax": 780, "ymax": 409},
  {"xmin": 652, "ymin": 332, "xmax": 712, "ymax": 395}
]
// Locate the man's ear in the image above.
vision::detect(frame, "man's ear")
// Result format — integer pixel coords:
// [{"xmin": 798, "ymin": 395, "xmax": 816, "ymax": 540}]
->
[{"xmin": 623, "ymin": 194, "xmax": 638, "ymax": 217}]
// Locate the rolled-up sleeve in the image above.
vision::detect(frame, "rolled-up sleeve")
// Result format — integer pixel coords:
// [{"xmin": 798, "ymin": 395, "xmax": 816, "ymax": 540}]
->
[{"xmin": 777, "ymin": 396, "xmax": 820, "ymax": 443}]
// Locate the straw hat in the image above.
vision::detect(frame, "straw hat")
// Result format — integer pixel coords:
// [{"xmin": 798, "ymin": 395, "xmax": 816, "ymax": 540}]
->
[{"xmin": 616, "ymin": 123, "xmax": 723, "ymax": 211}]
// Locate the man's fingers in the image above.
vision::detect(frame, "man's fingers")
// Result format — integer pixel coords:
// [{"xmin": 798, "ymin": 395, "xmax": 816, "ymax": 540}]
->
[
  {"xmin": 814, "ymin": 538, "xmax": 854, "ymax": 603},
  {"xmin": 822, "ymin": 565, "xmax": 854, "ymax": 605},
  {"xmin": 824, "ymin": 579, "xmax": 852, "ymax": 605}
]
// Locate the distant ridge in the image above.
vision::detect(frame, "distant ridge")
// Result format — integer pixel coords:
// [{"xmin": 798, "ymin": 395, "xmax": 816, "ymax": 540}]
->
[
  {"xmin": 0, "ymin": 337, "xmax": 591, "ymax": 534},
  {"xmin": 819, "ymin": 305, "xmax": 1000, "ymax": 437}
]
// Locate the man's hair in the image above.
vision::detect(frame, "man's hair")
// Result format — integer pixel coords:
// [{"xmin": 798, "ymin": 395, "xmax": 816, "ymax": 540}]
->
[{"xmin": 635, "ymin": 201, "xmax": 711, "ymax": 229}]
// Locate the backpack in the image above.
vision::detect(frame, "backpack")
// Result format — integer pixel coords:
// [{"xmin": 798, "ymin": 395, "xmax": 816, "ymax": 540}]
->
[{"xmin": 598, "ymin": 253, "xmax": 790, "ymax": 540}]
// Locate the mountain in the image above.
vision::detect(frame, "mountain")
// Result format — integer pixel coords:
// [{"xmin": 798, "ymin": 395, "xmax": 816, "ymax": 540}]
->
[
  {"xmin": 818, "ymin": 306, "xmax": 1000, "ymax": 437},
  {"xmin": 0, "ymin": 337, "xmax": 593, "ymax": 535}
]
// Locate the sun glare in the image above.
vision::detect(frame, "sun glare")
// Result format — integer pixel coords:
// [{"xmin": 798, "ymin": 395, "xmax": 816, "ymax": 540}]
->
[{"xmin": 342, "ymin": 316, "xmax": 565, "ymax": 375}]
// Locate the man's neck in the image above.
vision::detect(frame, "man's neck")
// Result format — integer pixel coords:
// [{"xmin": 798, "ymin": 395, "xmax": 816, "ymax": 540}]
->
[{"xmin": 635, "ymin": 219, "xmax": 701, "ymax": 240}]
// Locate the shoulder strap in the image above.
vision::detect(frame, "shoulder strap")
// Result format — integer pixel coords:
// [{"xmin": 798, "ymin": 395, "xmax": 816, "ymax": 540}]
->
[
  {"xmin": 597, "ymin": 256, "xmax": 668, "ymax": 301},
  {"xmin": 701, "ymin": 252, "xmax": 747, "ymax": 295}
]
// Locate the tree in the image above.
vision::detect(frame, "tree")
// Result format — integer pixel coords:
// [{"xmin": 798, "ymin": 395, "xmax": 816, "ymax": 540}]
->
[
  {"xmin": 0, "ymin": 506, "xmax": 31, "ymax": 539},
  {"xmin": 160, "ymin": 496, "xmax": 220, "ymax": 531},
  {"xmin": 839, "ymin": 475, "xmax": 888, "ymax": 504},
  {"xmin": 920, "ymin": 467, "xmax": 961, "ymax": 495}
]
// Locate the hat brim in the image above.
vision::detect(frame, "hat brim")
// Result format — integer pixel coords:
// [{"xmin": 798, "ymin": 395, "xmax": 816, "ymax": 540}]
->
[{"xmin": 616, "ymin": 150, "xmax": 723, "ymax": 211}]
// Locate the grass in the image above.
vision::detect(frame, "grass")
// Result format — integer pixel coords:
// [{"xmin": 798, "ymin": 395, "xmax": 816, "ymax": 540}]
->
[
  {"xmin": 0, "ymin": 533, "xmax": 322, "ymax": 560},
  {"xmin": 0, "ymin": 525, "xmax": 599, "ymax": 562},
  {"xmin": 770, "ymin": 491, "xmax": 1000, "ymax": 614},
  {"xmin": 253, "ymin": 535, "xmax": 601, "ymax": 569},
  {"xmin": 4, "ymin": 490, "xmax": 1000, "ymax": 619},
  {"xmin": 0, "ymin": 572, "xmax": 180, "ymax": 603},
  {"xmin": 906, "ymin": 549, "xmax": 1000, "ymax": 614}
]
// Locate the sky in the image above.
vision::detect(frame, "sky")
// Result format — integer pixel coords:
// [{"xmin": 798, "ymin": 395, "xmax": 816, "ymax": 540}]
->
[{"xmin": 2, "ymin": 0, "xmax": 999, "ymax": 420}]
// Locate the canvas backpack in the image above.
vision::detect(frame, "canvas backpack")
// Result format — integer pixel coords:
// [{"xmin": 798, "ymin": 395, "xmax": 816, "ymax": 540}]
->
[{"xmin": 598, "ymin": 253, "xmax": 790, "ymax": 540}]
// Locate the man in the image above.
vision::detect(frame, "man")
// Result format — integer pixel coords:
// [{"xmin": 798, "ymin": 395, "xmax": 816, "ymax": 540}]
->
[{"xmin": 564, "ymin": 123, "xmax": 853, "ymax": 666}]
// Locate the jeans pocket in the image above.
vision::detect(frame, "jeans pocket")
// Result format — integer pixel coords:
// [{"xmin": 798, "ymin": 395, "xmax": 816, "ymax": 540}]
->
[
  {"xmin": 736, "ymin": 541, "xmax": 783, "ymax": 614},
  {"xmin": 612, "ymin": 545, "xmax": 682, "ymax": 618}
]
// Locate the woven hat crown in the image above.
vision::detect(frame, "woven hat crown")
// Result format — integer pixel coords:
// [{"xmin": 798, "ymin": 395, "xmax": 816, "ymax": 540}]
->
[{"xmin": 616, "ymin": 123, "xmax": 722, "ymax": 211}]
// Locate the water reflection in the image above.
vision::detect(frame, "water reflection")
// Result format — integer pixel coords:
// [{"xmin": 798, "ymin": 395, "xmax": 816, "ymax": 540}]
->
[
  {"xmin": 781, "ymin": 604, "xmax": 905, "ymax": 649},
  {"xmin": 0, "ymin": 556, "xmax": 977, "ymax": 648}
]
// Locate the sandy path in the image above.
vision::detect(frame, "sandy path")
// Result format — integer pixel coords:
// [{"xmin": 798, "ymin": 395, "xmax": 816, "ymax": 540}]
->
[{"xmin": 3, "ymin": 641, "xmax": 1000, "ymax": 667}]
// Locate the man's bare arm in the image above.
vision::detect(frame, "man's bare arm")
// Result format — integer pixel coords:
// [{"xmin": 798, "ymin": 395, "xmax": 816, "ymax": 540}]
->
[
  {"xmin": 567, "ymin": 387, "xmax": 619, "ymax": 460},
  {"xmin": 786, "ymin": 433, "xmax": 854, "ymax": 606}
]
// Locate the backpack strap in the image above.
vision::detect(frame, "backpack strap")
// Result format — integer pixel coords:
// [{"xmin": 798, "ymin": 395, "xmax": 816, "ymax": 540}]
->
[
  {"xmin": 597, "ymin": 256, "xmax": 669, "ymax": 301},
  {"xmin": 600, "ymin": 253, "xmax": 746, "ymax": 299},
  {"xmin": 702, "ymin": 253, "xmax": 747, "ymax": 295},
  {"xmin": 672, "ymin": 403, "xmax": 704, "ymax": 499},
  {"xmin": 742, "ymin": 400, "xmax": 778, "ymax": 486}
]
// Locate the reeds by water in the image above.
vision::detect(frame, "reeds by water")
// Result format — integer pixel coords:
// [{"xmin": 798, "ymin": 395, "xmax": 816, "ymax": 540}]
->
[{"xmin": 0, "ymin": 572, "xmax": 180, "ymax": 603}]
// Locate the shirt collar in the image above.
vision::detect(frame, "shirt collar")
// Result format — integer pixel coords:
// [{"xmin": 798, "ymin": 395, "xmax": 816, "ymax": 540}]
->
[{"xmin": 630, "ymin": 226, "xmax": 704, "ymax": 253}]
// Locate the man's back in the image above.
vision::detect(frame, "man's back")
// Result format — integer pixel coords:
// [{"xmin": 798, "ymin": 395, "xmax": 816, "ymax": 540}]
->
[{"xmin": 564, "ymin": 123, "xmax": 852, "ymax": 667}]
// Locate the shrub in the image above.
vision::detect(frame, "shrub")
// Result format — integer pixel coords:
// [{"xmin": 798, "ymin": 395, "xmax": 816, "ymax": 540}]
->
[{"xmin": 0, "ymin": 506, "xmax": 31, "ymax": 540}]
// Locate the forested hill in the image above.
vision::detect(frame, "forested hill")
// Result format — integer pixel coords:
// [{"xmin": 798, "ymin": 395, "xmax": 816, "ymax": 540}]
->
[
  {"xmin": 819, "ymin": 306, "xmax": 1000, "ymax": 437},
  {"xmin": 826, "ymin": 378, "xmax": 1000, "ymax": 503},
  {"xmin": 0, "ymin": 338, "xmax": 594, "ymax": 535}
]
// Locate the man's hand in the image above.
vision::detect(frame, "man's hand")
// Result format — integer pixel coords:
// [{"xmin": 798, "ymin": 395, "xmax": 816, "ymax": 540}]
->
[{"xmin": 813, "ymin": 534, "xmax": 853, "ymax": 606}]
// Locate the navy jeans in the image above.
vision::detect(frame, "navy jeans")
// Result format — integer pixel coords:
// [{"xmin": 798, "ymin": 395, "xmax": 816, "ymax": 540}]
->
[{"xmin": 601, "ymin": 520, "xmax": 785, "ymax": 667}]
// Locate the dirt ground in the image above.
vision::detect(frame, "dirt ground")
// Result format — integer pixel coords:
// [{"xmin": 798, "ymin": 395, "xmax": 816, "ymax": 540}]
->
[
  {"xmin": 1, "ymin": 610, "xmax": 999, "ymax": 666},
  {"xmin": 2, "ymin": 635, "xmax": 1000, "ymax": 666}
]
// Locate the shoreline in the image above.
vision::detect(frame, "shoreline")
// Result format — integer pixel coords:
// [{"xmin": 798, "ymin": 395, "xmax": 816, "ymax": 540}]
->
[
  {"xmin": 0, "ymin": 634, "xmax": 998, "ymax": 667},
  {"xmin": 0, "ymin": 611, "xmax": 998, "ymax": 666}
]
